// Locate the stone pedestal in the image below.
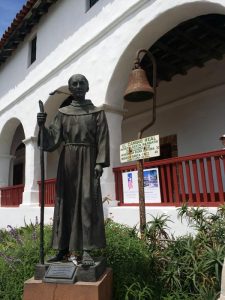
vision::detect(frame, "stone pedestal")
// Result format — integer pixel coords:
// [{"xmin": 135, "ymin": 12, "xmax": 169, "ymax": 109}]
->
[{"xmin": 23, "ymin": 268, "xmax": 112, "ymax": 300}]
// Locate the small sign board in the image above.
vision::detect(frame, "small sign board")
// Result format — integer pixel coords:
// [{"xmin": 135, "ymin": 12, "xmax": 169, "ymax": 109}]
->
[
  {"xmin": 43, "ymin": 263, "xmax": 77, "ymax": 284},
  {"xmin": 120, "ymin": 135, "xmax": 160, "ymax": 163},
  {"xmin": 122, "ymin": 168, "xmax": 161, "ymax": 204}
]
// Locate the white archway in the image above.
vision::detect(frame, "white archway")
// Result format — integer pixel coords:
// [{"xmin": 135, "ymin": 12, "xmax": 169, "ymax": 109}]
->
[
  {"xmin": 105, "ymin": 0, "xmax": 225, "ymax": 108},
  {"xmin": 104, "ymin": 1, "xmax": 225, "ymax": 156},
  {"xmin": 0, "ymin": 118, "xmax": 23, "ymax": 155},
  {"xmin": 0, "ymin": 118, "xmax": 25, "ymax": 187}
]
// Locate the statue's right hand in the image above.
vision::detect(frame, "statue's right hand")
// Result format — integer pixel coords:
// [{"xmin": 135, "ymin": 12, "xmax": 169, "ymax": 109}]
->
[{"xmin": 37, "ymin": 112, "xmax": 47, "ymax": 127}]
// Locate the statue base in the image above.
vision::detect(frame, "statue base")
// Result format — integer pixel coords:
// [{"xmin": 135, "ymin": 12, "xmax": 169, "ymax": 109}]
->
[
  {"xmin": 23, "ymin": 268, "xmax": 113, "ymax": 300},
  {"xmin": 34, "ymin": 264, "xmax": 49, "ymax": 280},
  {"xmin": 43, "ymin": 257, "xmax": 106, "ymax": 284},
  {"xmin": 76, "ymin": 257, "xmax": 107, "ymax": 282}
]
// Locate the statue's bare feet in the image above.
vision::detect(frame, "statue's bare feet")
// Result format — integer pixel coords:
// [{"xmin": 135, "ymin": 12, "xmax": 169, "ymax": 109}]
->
[
  {"xmin": 47, "ymin": 249, "xmax": 69, "ymax": 263},
  {"xmin": 81, "ymin": 250, "xmax": 95, "ymax": 266}
]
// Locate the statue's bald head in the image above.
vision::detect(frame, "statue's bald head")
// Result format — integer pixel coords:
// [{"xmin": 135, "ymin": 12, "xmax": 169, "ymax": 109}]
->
[{"xmin": 68, "ymin": 74, "xmax": 89, "ymax": 93}]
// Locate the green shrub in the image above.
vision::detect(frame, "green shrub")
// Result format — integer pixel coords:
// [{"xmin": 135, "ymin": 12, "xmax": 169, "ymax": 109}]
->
[
  {"xmin": 0, "ymin": 221, "xmax": 53, "ymax": 300},
  {"xmin": 0, "ymin": 207, "xmax": 224, "ymax": 300},
  {"xmin": 103, "ymin": 220, "xmax": 154, "ymax": 299}
]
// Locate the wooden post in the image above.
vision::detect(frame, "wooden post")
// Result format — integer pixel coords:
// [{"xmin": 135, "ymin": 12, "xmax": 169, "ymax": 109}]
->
[{"xmin": 137, "ymin": 159, "xmax": 146, "ymax": 237}]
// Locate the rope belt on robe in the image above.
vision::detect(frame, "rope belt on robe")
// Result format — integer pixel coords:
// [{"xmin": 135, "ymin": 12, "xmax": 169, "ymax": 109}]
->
[{"xmin": 64, "ymin": 142, "xmax": 96, "ymax": 147}]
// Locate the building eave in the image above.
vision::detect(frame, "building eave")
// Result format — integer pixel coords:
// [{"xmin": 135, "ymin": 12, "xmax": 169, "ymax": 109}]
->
[{"xmin": 0, "ymin": 0, "xmax": 58, "ymax": 67}]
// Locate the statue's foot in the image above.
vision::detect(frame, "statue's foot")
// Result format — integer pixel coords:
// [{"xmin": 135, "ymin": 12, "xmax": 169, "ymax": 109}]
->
[
  {"xmin": 47, "ymin": 249, "xmax": 69, "ymax": 263},
  {"xmin": 81, "ymin": 250, "xmax": 95, "ymax": 267}
]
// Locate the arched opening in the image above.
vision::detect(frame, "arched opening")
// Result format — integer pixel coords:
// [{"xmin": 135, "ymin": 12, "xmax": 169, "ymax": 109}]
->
[
  {"xmin": 0, "ymin": 119, "xmax": 25, "ymax": 206},
  {"xmin": 122, "ymin": 13, "xmax": 225, "ymax": 156},
  {"xmin": 0, "ymin": 119, "xmax": 25, "ymax": 187},
  {"xmin": 109, "ymin": 11, "xmax": 225, "ymax": 207},
  {"xmin": 10, "ymin": 124, "xmax": 25, "ymax": 185}
]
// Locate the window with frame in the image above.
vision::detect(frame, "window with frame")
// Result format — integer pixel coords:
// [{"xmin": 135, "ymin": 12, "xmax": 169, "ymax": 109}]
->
[
  {"xmin": 146, "ymin": 134, "xmax": 178, "ymax": 161},
  {"xmin": 90, "ymin": 0, "xmax": 99, "ymax": 8},
  {"xmin": 30, "ymin": 35, "xmax": 37, "ymax": 65}
]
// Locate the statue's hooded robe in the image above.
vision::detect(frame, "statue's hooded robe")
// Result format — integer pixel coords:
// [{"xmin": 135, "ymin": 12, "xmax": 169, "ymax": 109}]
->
[{"xmin": 41, "ymin": 99, "xmax": 110, "ymax": 251}]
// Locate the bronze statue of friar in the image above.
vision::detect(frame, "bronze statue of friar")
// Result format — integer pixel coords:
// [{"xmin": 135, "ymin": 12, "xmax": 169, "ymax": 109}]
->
[{"xmin": 37, "ymin": 74, "xmax": 110, "ymax": 266}]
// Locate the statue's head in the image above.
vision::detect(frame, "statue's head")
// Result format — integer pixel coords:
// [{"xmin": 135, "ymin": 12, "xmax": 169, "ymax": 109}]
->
[{"xmin": 68, "ymin": 74, "xmax": 89, "ymax": 99}]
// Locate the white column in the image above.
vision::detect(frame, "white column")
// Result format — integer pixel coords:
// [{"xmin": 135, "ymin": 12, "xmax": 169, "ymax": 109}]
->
[
  {"xmin": 101, "ymin": 104, "xmax": 124, "ymax": 206},
  {"xmin": 0, "ymin": 154, "xmax": 15, "ymax": 187},
  {"xmin": 21, "ymin": 136, "xmax": 40, "ymax": 206}
]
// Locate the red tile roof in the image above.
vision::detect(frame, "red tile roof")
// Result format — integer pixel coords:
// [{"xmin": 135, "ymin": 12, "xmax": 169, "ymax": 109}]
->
[
  {"xmin": 0, "ymin": 0, "xmax": 39, "ymax": 48},
  {"xmin": 0, "ymin": 0, "xmax": 58, "ymax": 66}
]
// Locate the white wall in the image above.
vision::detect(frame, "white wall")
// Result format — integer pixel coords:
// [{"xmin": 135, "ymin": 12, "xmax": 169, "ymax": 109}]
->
[
  {"xmin": 0, "ymin": 0, "xmax": 144, "ymax": 110},
  {"xmin": 0, "ymin": 207, "xmax": 54, "ymax": 229},
  {"xmin": 107, "ymin": 206, "xmax": 218, "ymax": 237},
  {"xmin": 1, "ymin": 0, "xmax": 225, "ymax": 134},
  {"xmin": 0, "ymin": 0, "xmax": 94, "ymax": 97}
]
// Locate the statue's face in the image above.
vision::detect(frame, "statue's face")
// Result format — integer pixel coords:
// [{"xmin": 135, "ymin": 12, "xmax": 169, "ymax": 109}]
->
[{"xmin": 68, "ymin": 75, "xmax": 89, "ymax": 99}]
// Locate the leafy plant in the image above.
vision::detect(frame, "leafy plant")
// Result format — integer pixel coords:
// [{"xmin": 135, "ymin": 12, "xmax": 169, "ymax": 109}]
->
[
  {"xmin": 125, "ymin": 282, "xmax": 153, "ymax": 300},
  {"xmin": 0, "ymin": 222, "xmax": 53, "ymax": 299},
  {"xmin": 102, "ymin": 220, "xmax": 153, "ymax": 300},
  {"xmin": 0, "ymin": 207, "xmax": 225, "ymax": 299}
]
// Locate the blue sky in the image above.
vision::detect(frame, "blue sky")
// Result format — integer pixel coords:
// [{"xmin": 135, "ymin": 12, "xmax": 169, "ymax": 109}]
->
[{"xmin": 0, "ymin": 0, "xmax": 27, "ymax": 38}]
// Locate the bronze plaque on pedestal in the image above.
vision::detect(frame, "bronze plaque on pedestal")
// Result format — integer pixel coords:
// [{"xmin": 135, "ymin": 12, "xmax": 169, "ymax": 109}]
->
[{"xmin": 43, "ymin": 263, "xmax": 76, "ymax": 284}]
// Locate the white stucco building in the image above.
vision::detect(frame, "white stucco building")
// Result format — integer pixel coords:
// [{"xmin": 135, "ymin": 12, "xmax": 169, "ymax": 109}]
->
[{"xmin": 0, "ymin": 0, "xmax": 225, "ymax": 234}]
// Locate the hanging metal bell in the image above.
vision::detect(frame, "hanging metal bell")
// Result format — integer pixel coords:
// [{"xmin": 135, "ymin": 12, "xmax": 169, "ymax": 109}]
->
[{"xmin": 124, "ymin": 68, "xmax": 154, "ymax": 102}]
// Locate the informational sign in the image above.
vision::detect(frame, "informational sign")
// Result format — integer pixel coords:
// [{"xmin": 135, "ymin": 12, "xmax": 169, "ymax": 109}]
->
[
  {"xmin": 122, "ymin": 171, "xmax": 139, "ymax": 203},
  {"xmin": 120, "ymin": 135, "xmax": 160, "ymax": 163},
  {"xmin": 143, "ymin": 168, "xmax": 161, "ymax": 203},
  {"xmin": 122, "ymin": 168, "xmax": 161, "ymax": 204}
]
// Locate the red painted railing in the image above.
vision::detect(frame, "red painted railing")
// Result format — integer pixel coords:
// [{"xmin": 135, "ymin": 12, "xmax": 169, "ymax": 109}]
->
[
  {"xmin": 0, "ymin": 184, "xmax": 24, "ymax": 207},
  {"xmin": 0, "ymin": 179, "xmax": 56, "ymax": 207},
  {"xmin": 1, "ymin": 150, "xmax": 225, "ymax": 207},
  {"xmin": 113, "ymin": 149, "xmax": 225, "ymax": 207},
  {"xmin": 37, "ymin": 178, "xmax": 56, "ymax": 206}
]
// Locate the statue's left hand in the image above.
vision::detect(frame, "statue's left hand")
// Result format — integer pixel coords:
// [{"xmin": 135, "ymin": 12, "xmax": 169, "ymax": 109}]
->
[{"xmin": 95, "ymin": 164, "xmax": 103, "ymax": 179}]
